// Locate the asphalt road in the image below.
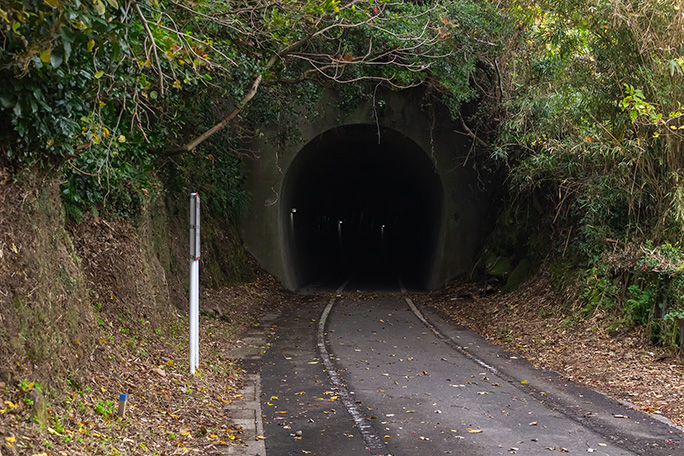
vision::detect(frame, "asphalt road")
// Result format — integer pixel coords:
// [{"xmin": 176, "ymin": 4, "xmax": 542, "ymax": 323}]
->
[{"xmin": 260, "ymin": 292, "xmax": 683, "ymax": 456}]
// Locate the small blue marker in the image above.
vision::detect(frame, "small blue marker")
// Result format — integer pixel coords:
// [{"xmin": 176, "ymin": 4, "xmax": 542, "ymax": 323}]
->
[{"xmin": 118, "ymin": 393, "xmax": 128, "ymax": 418}]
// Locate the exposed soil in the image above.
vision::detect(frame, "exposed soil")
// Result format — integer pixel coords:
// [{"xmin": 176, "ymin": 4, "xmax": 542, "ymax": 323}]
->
[
  {"xmin": 0, "ymin": 180, "xmax": 299, "ymax": 456},
  {"xmin": 417, "ymin": 272, "xmax": 684, "ymax": 429}
]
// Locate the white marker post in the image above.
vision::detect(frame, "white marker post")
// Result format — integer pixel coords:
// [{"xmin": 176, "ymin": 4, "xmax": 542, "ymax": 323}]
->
[{"xmin": 189, "ymin": 193, "xmax": 201, "ymax": 374}]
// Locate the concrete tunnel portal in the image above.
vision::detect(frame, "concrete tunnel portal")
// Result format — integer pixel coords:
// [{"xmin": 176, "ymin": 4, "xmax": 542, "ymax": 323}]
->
[
  {"xmin": 242, "ymin": 88, "xmax": 488, "ymax": 292},
  {"xmin": 281, "ymin": 124, "xmax": 444, "ymax": 290}
]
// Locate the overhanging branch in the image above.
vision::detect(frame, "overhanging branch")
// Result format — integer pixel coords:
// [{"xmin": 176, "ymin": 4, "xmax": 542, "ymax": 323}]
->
[{"xmin": 163, "ymin": 31, "xmax": 317, "ymax": 156}]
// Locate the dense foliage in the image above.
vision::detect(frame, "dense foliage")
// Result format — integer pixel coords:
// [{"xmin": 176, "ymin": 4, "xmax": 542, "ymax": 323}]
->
[
  {"xmin": 491, "ymin": 0, "xmax": 684, "ymax": 347},
  {"xmin": 0, "ymin": 0, "xmax": 503, "ymax": 219}
]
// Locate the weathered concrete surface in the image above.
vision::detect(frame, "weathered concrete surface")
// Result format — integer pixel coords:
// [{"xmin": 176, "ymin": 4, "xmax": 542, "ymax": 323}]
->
[
  {"xmin": 240, "ymin": 87, "xmax": 488, "ymax": 290},
  {"xmin": 217, "ymin": 311, "xmax": 281, "ymax": 456}
]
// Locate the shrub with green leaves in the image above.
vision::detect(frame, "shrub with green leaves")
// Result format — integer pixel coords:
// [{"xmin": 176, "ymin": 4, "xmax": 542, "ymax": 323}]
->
[
  {"xmin": 482, "ymin": 0, "xmax": 684, "ymax": 347},
  {"xmin": 2, "ymin": 0, "xmax": 506, "ymax": 222}
]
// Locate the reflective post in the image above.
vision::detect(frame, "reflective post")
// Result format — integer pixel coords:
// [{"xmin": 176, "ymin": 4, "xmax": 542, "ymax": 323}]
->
[{"xmin": 189, "ymin": 193, "xmax": 201, "ymax": 374}]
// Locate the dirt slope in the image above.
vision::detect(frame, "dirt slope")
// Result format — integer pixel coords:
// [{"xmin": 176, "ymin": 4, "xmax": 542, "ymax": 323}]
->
[{"xmin": 0, "ymin": 180, "xmax": 292, "ymax": 455}]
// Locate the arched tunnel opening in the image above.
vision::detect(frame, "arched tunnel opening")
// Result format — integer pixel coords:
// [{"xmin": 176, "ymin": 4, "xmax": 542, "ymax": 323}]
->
[{"xmin": 281, "ymin": 124, "xmax": 444, "ymax": 291}]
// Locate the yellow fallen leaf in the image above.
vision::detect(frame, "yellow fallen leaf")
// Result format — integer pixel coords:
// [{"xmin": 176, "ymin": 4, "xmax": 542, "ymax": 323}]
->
[
  {"xmin": 6, "ymin": 436, "xmax": 16, "ymax": 445},
  {"xmin": 271, "ymin": 396, "xmax": 278, "ymax": 400},
  {"xmin": 521, "ymin": 380, "xmax": 528, "ymax": 384},
  {"xmin": 406, "ymin": 410, "xmax": 415, "ymax": 413},
  {"xmin": 467, "ymin": 428, "xmax": 483, "ymax": 433}
]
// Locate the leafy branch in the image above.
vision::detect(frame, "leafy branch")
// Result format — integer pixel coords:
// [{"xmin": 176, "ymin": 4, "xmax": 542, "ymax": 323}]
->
[{"xmin": 164, "ymin": 0, "xmax": 454, "ymax": 154}]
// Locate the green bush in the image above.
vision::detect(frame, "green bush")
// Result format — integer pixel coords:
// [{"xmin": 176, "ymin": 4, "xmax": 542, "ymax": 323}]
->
[{"xmin": 625, "ymin": 284, "xmax": 653, "ymax": 327}]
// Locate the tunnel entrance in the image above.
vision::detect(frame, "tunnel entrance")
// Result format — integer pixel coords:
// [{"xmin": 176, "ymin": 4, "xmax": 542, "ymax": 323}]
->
[{"xmin": 281, "ymin": 124, "xmax": 444, "ymax": 291}]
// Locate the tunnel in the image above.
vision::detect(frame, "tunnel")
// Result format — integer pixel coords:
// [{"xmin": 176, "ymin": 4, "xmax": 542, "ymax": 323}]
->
[{"xmin": 281, "ymin": 124, "xmax": 444, "ymax": 291}]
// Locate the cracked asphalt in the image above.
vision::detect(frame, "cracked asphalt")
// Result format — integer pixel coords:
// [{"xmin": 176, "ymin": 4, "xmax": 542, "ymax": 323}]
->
[{"xmin": 259, "ymin": 293, "xmax": 683, "ymax": 456}]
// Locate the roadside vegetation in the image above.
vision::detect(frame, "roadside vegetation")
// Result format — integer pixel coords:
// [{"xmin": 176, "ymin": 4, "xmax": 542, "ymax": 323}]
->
[
  {"xmin": 2, "ymin": 0, "xmax": 684, "ymax": 453},
  {"xmin": 483, "ymin": 0, "xmax": 684, "ymax": 350}
]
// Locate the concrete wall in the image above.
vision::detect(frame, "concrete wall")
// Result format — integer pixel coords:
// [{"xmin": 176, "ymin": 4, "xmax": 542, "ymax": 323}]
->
[{"xmin": 240, "ymin": 87, "xmax": 488, "ymax": 290}]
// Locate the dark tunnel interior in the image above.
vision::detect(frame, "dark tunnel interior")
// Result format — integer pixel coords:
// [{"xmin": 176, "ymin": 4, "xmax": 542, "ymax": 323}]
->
[{"xmin": 281, "ymin": 125, "xmax": 444, "ymax": 291}]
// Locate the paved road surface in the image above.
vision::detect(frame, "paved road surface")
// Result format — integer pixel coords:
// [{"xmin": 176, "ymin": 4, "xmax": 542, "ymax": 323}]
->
[{"xmin": 259, "ymin": 292, "xmax": 683, "ymax": 456}]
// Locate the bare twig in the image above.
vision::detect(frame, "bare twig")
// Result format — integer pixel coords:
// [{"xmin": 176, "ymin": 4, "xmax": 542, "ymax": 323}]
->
[
  {"xmin": 456, "ymin": 112, "xmax": 489, "ymax": 148},
  {"xmin": 165, "ymin": 31, "xmax": 317, "ymax": 155},
  {"xmin": 163, "ymin": 0, "xmax": 447, "ymax": 155},
  {"xmin": 494, "ymin": 57, "xmax": 503, "ymax": 102},
  {"xmin": 68, "ymin": 160, "xmax": 101, "ymax": 183},
  {"xmin": 134, "ymin": 1, "xmax": 165, "ymax": 96},
  {"xmin": 170, "ymin": 74, "xmax": 262, "ymax": 155}
]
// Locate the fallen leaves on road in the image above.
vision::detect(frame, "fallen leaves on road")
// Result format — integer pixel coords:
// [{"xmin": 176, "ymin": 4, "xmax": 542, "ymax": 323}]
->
[{"xmin": 420, "ymin": 273, "xmax": 684, "ymax": 427}]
